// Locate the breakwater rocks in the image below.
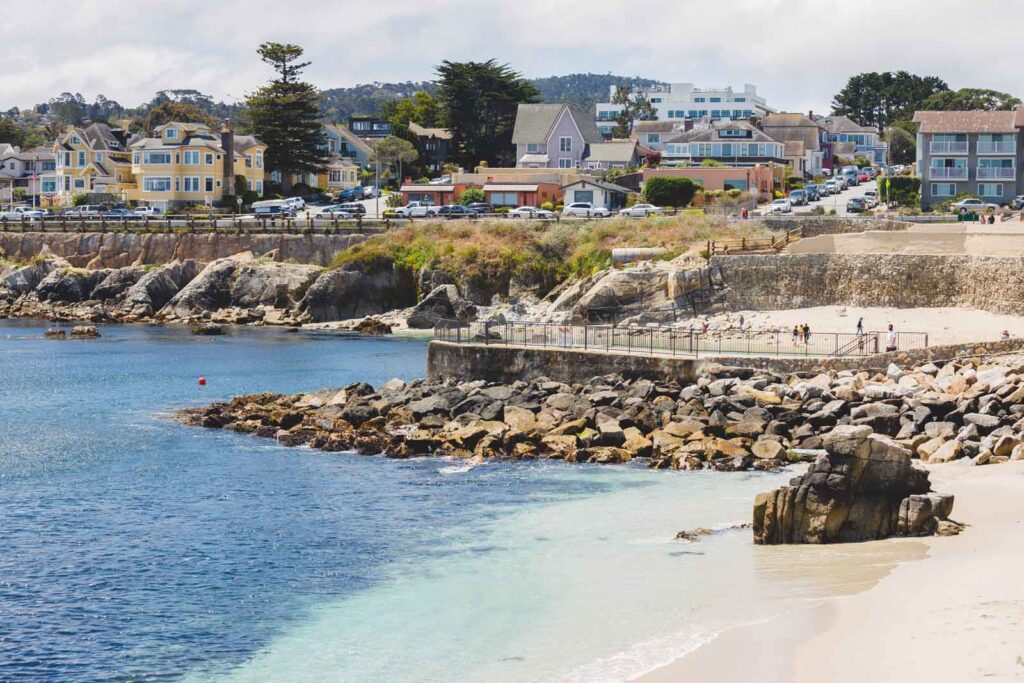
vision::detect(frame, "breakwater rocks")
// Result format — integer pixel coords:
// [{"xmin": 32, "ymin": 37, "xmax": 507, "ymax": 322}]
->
[{"xmin": 753, "ymin": 425, "xmax": 960, "ymax": 544}]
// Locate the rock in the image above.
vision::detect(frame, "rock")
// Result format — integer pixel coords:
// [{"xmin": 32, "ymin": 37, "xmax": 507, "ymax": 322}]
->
[
  {"xmin": 299, "ymin": 261, "xmax": 417, "ymax": 322},
  {"xmin": 752, "ymin": 439, "xmax": 785, "ymax": 460},
  {"xmin": 353, "ymin": 317, "xmax": 392, "ymax": 335},
  {"xmin": 503, "ymin": 405, "xmax": 538, "ymax": 431},
  {"xmin": 118, "ymin": 260, "xmax": 201, "ymax": 318},
  {"xmin": 928, "ymin": 440, "xmax": 963, "ymax": 463},
  {"xmin": 963, "ymin": 413, "xmax": 1001, "ymax": 434},
  {"xmin": 70, "ymin": 325, "xmax": 100, "ymax": 338},
  {"xmin": 886, "ymin": 363, "xmax": 904, "ymax": 380},
  {"xmin": 43, "ymin": 329, "xmax": 66, "ymax": 339},
  {"xmin": 897, "ymin": 493, "xmax": 955, "ymax": 536},
  {"xmin": 408, "ymin": 395, "xmax": 451, "ymax": 419},
  {"xmin": 407, "ymin": 285, "xmax": 475, "ymax": 329},
  {"xmin": 916, "ymin": 436, "xmax": 946, "ymax": 461},
  {"xmin": 924, "ymin": 421, "xmax": 957, "ymax": 440},
  {"xmin": 993, "ymin": 434, "xmax": 1019, "ymax": 458},
  {"xmin": 91, "ymin": 266, "xmax": 146, "ymax": 301},
  {"xmin": 579, "ymin": 446, "xmax": 632, "ymax": 464},
  {"xmin": 191, "ymin": 322, "xmax": 225, "ymax": 335},
  {"xmin": 675, "ymin": 528, "xmax": 713, "ymax": 542}
]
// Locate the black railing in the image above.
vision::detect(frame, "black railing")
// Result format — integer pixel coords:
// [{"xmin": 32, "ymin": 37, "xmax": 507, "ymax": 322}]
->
[
  {"xmin": 0, "ymin": 213, "xmax": 408, "ymax": 234},
  {"xmin": 433, "ymin": 320, "xmax": 929, "ymax": 359}
]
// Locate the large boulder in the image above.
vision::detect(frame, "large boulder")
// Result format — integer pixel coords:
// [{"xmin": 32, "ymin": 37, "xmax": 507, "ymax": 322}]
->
[
  {"xmin": 34, "ymin": 267, "xmax": 113, "ymax": 303},
  {"xmin": 117, "ymin": 260, "xmax": 201, "ymax": 318},
  {"xmin": 0, "ymin": 251, "xmax": 69, "ymax": 296},
  {"xmin": 91, "ymin": 266, "xmax": 146, "ymax": 301},
  {"xmin": 229, "ymin": 261, "xmax": 321, "ymax": 309},
  {"xmin": 407, "ymin": 284, "xmax": 476, "ymax": 329},
  {"xmin": 545, "ymin": 262, "xmax": 672, "ymax": 324},
  {"xmin": 299, "ymin": 261, "xmax": 416, "ymax": 322},
  {"xmin": 160, "ymin": 252, "xmax": 256, "ymax": 318},
  {"xmin": 753, "ymin": 425, "xmax": 952, "ymax": 544}
]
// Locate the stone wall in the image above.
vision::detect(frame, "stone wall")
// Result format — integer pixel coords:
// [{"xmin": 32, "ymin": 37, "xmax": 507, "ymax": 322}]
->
[
  {"xmin": 427, "ymin": 340, "xmax": 699, "ymax": 385},
  {"xmin": 0, "ymin": 232, "xmax": 368, "ymax": 268},
  {"xmin": 758, "ymin": 217, "xmax": 910, "ymax": 237},
  {"xmin": 711, "ymin": 252, "xmax": 1024, "ymax": 315}
]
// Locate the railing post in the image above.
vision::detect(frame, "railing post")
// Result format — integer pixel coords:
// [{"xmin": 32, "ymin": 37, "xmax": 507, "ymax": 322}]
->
[
  {"xmin": 583, "ymin": 323, "xmax": 588, "ymax": 350},
  {"xmin": 484, "ymin": 321, "xmax": 489, "ymax": 345}
]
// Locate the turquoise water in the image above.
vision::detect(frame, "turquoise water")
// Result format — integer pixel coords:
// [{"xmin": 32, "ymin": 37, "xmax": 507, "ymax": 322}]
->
[{"xmin": 0, "ymin": 320, "xmax": 801, "ymax": 682}]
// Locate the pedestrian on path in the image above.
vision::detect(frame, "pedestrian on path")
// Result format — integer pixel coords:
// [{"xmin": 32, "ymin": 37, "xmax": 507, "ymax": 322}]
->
[
  {"xmin": 886, "ymin": 324, "xmax": 897, "ymax": 352},
  {"xmin": 803, "ymin": 323, "xmax": 811, "ymax": 344},
  {"xmin": 856, "ymin": 317, "xmax": 864, "ymax": 335},
  {"xmin": 792, "ymin": 325, "xmax": 800, "ymax": 345}
]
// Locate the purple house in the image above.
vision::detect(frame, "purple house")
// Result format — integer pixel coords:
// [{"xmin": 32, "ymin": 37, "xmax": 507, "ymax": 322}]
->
[{"xmin": 511, "ymin": 103, "xmax": 605, "ymax": 169}]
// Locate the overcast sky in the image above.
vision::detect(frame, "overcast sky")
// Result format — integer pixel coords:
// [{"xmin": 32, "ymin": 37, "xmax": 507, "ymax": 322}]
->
[{"xmin": 3, "ymin": 0, "xmax": 1022, "ymax": 113}]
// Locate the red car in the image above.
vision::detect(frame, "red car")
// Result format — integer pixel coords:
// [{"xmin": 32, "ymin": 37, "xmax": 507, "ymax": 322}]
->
[{"xmin": 858, "ymin": 172, "xmax": 871, "ymax": 182}]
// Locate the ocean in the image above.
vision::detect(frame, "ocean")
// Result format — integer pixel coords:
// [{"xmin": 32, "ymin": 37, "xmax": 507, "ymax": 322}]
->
[{"xmin": 0, "ymin": 320, "xmax": 814, "ymax": 682}]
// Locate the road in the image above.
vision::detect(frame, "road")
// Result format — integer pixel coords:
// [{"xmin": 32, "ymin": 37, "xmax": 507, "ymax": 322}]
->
[{"xmin": 759, "ymin": 177, "xmax": 880, "ymax": 217}]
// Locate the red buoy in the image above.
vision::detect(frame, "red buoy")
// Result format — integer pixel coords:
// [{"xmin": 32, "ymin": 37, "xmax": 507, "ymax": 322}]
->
[{"xmin": 198, "ymin": 377, "xmax": 207, "ymax": 386}]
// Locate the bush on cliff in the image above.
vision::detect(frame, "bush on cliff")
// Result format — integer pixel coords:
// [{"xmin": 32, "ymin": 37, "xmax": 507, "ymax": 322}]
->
[
  {"xmin": 642, "ymin": 176, "xmax": 698, "ymax": 208},
  {"xmin": 878, "ymin": 175, "xmax": 921, "ymax": 208}
]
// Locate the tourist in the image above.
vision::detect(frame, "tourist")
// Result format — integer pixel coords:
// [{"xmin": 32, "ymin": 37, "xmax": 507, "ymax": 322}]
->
[
  {"xmin": 988, "ymin": 214, "xmax": 996, "ymax": 224},
  {"xmin": 701, "ymin": 319, "xmax": 710, "ymax": 334},
  {"xmin": 792, "ymin": 325, "xmax": 799, "ymax": 345},
  {"xmin": 886, "ymin": 324, "xmax": 898, "ymax": 352},
  {"xmin": 1002, "ymin": 329, "xmax": 1011, "ymax": 341},
  {"xmin": 739, "ymin": 314, "xmax": 745, "ymax": 330},
  {"xmin": 856, "ymin": 317, "xmax": 864, "ymax": 335},
  {"xmin": 803, "ymin": 323, "xmax": 811, "ymax": 344}
]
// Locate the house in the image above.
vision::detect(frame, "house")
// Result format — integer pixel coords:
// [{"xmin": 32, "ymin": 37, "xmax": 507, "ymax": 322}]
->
[
  {"xmin": 408, "ymin": 122, "xmax": 453, "ymax": 174},
  {"xmin": 596, "ymin": 83, "xmax": 774, "ymax": 137},
  {"xmin": 662, "ymin": 120, "xmax": 787, "ymax": 167},
  {"xmin": 581, "ymin": 141, "xmax": 646, "ymax": 170},
  {"xmin": 324, "ymin": 124, "xmax": 373, "ymax": 169},
  {"xmin": 912, "ymin": 108, "xmax": 1024, "ymax": 209},
  {"xmin": 483, "ymin": 181, "xmax": 561, "ymax": 208},
  {"xmin": 760, "ymin": 113, "xmax": 827, "ymax": 176},
  {"xmin": 399, "ymin": 180, "xmax": 479, "ymax": 206},
  {"xmin": 126, "ymin": 121, "xmax": 267, "ymax": 209},
  {"xmin": 511, "ymin": 103, "xmax": 604, "ymax": 169},
  {"xmin": 815, "ymin": 115, "xmax": 886, "ymax": 164},
  {"xmin": 348, "ymin": 115, "xmax": 392, "ymax": 138},
  {"xmin": 642, "ymin": 166, "xmax": 778, "ymax": 195},
  {"xmin": 561, "ymin": 178, "xmax": 632, "ymax": 210},
  {"xmin": 52, "ymin": 123, "xmax": 132, "ymax": 201},
  {"xmin": 0, "ymin": 144, "xmax": 57, "ymax": 204},
  {"xmin": 630, "ymin": 121, "xmax": 680, "ymax": 153}
]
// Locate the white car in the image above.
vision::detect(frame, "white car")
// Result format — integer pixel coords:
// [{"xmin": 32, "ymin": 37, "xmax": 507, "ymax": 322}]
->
[
  {"xmin": 320, "ymin": 205, "xmax": 354, "ymax": 218},
  {"xmin": 508, "ymin": 206, "xmax": 554, "ymax": 219},
  {"xmin": 392, "ymin": 201, "xmax": 438, "ymax": 218},
  {"xmin": 562, "ymin": 202, "xmax": 611, "ymax": 218},
  {"xmin": 132, "ymin": 206, "xmax": 163, "ymax": 216},
  {"xmin": 362, "ymin": 186, "xmax": 378, "ymax": 199},
  {"xmin": 618, "ymin": 203, "xmax": 663, "ymax": 217},
  {"xmin": 1, "ymin": 205, "xmax": 45, "ymax": 220},
  {"xmin": 768, "ymin": 198, "xmax": 792, "ymax": 214},
  {"xmin": 951, "ymin": 198, "xmax": 1000, "ymax": 212},
  {"xmin": 284, "ymin": 197, "xmax": 306, "ymax": 211},
  {"xmin": 862, "ymin": 190, "xmax": 879, "ymax": 208}
]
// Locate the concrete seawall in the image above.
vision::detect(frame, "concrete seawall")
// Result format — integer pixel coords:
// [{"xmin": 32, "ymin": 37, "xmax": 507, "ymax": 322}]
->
[{"xmin": 0, "ymin": 231, "xmax": 368, "ymax": 268}]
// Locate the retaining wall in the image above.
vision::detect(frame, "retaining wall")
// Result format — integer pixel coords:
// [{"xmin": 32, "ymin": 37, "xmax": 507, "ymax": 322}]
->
[
  {"xmin": 759, "ymin": 217, "xmax": 910, "ymax": 237},
  {"xmin": 0, "ymin": 232, "xmax": 368, "ymax": 268}
]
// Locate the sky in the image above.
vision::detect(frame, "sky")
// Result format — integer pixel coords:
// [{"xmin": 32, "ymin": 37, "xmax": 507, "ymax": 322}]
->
[{"xmin": 3, "ymin": 0, "xmax": 1022, "ymax": 113}]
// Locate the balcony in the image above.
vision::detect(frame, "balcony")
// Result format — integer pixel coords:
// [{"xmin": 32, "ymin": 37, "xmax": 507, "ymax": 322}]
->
[
  {"xmin": 977, "ymin": 141, "xmax": 1015, "ymax": 154},
  {"xmin": 929, "ymin": 141, "xmax": 968, "ymax": 154},
  {"xmin": 928, "ymin": 166, "xmax": 968, "ymax": 180},
  {"xmin": 977, "ymin": 166, "xmax": 1016, "ymax": 180}
]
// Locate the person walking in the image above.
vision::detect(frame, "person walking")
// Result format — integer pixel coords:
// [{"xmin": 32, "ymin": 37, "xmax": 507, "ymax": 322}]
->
[
  {"xmin": 792, "ymin": 325, "xmax": 800, "ymax": 345},
  {"xmin": 803, "ymin": 323, "xmax": 811, "ymax": 344},
  {"xmin": 886, "ymin": 323, "xmax": 897, "ymax": 352},
  {"xmin": 855, "ymin": 317, "xmax": 864, "ymax": 335}
]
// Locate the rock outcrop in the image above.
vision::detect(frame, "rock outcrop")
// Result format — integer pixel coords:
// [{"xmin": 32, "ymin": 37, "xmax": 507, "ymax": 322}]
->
[
  {"xmin": 116, "ymin": 260, "xmax": 201, "ymax": 319},
  {"xmin": 753, "ymin": 425, "xmax": 959, "ymax": 543},
  {"xmin": 407, "ymin": 284, "xmax": 477, "ymax": 329},
  {"xmin": 299, "ymin": 261, "xmax": 417, "ymax": 322}
]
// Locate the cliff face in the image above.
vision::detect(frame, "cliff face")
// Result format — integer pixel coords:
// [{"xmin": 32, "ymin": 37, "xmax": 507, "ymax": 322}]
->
[
  {"xmin": 712, "ymin": 253, "xmax": 1024, "ymax": 315},
  {"xmin": 0, "ymin": 232, "xmax": 367, "ymax": 269}
]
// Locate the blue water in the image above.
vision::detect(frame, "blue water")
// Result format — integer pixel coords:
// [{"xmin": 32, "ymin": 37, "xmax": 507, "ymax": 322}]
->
[{"xmin": 0, "ymin": 320, "xmax": 805, "ymax": 682}]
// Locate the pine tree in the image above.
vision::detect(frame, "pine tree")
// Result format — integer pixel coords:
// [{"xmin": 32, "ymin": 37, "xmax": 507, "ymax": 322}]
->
[{"xmin": 244, "ymin": 43, "xmax": 326, "ymax": 181}]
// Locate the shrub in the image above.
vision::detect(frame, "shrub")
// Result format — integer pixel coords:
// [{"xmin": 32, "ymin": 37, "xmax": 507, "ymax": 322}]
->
[
  {"xmin": 555, "ymin": 205, "xmax": 564, "ymax": 211},
  {"xmin": 878, "ymin": 176, "xmax": 921, "ymax": 208},
  {"xmin": 726, "ymin": 188, "xmax": 742, "ymax": 198},
  {"xmin": 642, "ymin": 176, "xmax": 698, "ymax": 208},
  {"xmin": 458, "ymin": 188, "xmax": 485, "ymax": 205},
  {"xmin": 540, "ymin": 201, "xmax": 554, "ymax": 211},
  {"xmin": 386, "ymin": 193, "xmax": 404, "ymax": 208},
  {"xmin": 494, "ymin": 207, "xmax": 510, "ymax": 214},
  {"xmin": 72, "ymin": 192, "xmax": 89, "ymax": 207},
  {"xmin": 700, "ymin": 159, "xmax": 724, "ymax": 167}
]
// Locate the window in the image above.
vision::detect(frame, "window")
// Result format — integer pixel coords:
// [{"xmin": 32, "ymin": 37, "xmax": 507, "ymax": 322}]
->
[
  {"xmin": 77, "ymin": 151, "xmax": 85, "ymax": 166},
  {"xmin": 526, "ymin": 143, "xmax": 540, "ymax": 153},
  {"xmin": 667, "ymin": 110, "xmax": 675, "ymax": 119},
  {"xmin": 930, "ymin": 183, "xmax": 956, "ymax": 197},
  {"xmin": 559, "ymin": 137, "xmax": 572, "ymax": 152},
  {"xmin": 558, "ymin": 157, "xmax": 574, "ymax": 168},
  {"xmin": 205, "ymin": 153, "xmax": 214, "ymax": 164},
  {"xmin": 95, "ymin": 152, "xmax": 104, "ymax": 163},
  {"xmin": 650, "ymin": 98, "xmax": 662, "ymax": 103},
  {"xmin": 71, "ymin": 135, "xmax": 80, "ymax": 145},
  {"xmin": 74, "ymin": 178, "xmax": 85, "ymax": 189},
  {"xmin": 329, "ymin": 170, "xmax": 342, "ymax": 183},
  {"xmin": 710, "ymin": 97, "xmax": 721, "ymax": 103},
  {"xmin": 205, "ymin": 176, "xmax": 214, "ymax": 192},
  {"xmin": 688, "ymin": 110, "xmax": 698, "ymax": 119},
  {"xmin": 734, "ymin": 97, "xmax": 746, "ymax": 102},
  {"xmin": 694, "ymin": 97, "xmax": 706, "ymax": 103},
  {"xmin": 255, "ymin": 181, "xmax": 263, "ymax": 194},
  {"xmin": 143, "ymin": 151, "xmax": 172, "ymax": 164},
  {"xmin": 165, "ymin": 128, "xmax": 177, "ymax": 139},
  {"xmin": 41, "ymin": 178, "xmax": 57, "ymax": 193},
  {"xmin": 175, "ymin": 177, "xmax": 180, "ymax": 192},
  {"xmin": 183, "ymin": 176, "xmax": 201, "ymax": 192},
  {"xmin": 573, "ymin": 190, "xmax": 594, "ymax": 203},
  {"xmin": 978, "ymin": 183, "xmax": 1004, "ymax": 197},
  {"xmin": 133, "ymin": 153, "xmax": 140, "ymax": 164},
  {"xmin": 720, "ymin": 128, "xmax": 750, "ymax": 138},
  {"xmin": 647, "ymin": 133, "xmax": 660, "ymax": 144},
  {"xmin": 255, "ymin": 151, "xmax": 263, "ymax": 168},
  {"xmin": 489, "ymin": 192, "xmax": 518, "ymax": 207},
  {"xmin": 183, "ymin": 150, "xmax": 200, "ymax": 165},
  {"xmin": 245, "ymin": 155, "xmax": 253, "ymax": 168}
]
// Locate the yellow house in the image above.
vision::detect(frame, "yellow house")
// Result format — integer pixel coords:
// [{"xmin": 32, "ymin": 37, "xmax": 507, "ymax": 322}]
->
[
  {"xmin": 52, "ymin": 123, "xmax": 132, "ymax": 203},
  {"xmin": 126, "ymin": 121, "xmax": 267, "ymax": 209}
]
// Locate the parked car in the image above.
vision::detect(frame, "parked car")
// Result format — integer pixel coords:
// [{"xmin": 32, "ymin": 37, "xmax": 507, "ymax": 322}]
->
[
  {"xmin": 862, "ymin": 190, "xmax": 879, "ymax": 208},
  {"xmin": 336, "ymin": 202, "xmax": 366, "ymax": 215},
  {"xmin": 562, "ymin": 202, "xmax": 611, "ymax": 218},
  {"xmin": 362, "ymin": 185, "xmax": 379, "ymax": 199},
  {"xmin": 392, "ymin": 201, "xmax": 438, "ymax": 218},
  {"xmin": 103, "ymin": 208, "xmax": 135, "ymax": 217},
  {"xmin": 436, "ymin": 204, "xmax": 479, "ymax": 219},
  {"xmin": 320, "ymin": 205, "xmax": 354, "ymax": 218},
  {"xmin": 508, "ymin": 206, "xmax": 554, "ymax": 219},
  {"xmin": 618, "ymin": 203, "xmax": 664, "ymax": 217},
  {"xmin": 62, "ymin": 205, "xmax": 103, "ymax": 217},
  {"xmin": 284, "ymin": 197, "xmax": 305, "ymax": 211},
  {"xmin": 253, "ymin": 199, "xmax": 296, "ymax": 216},
  {"xmin": 861, "ymin": 167, "xmax": 876, "ymax": 179},
  {"xmin": 824, "ymin": 180, "xmax": 839, "ymax": 195},
  {"xmin": 465, "ymin": 202, "xmax": 494, "ymax": 215},
  {"xmin": 834, "ymin": 175, "xmax": 848, "ymax": 190},
  {"xmin": 1010, "ymin": 195, "xmax": 1024, "ymax": 210},
  {"xmin": 804, "ymin": 185, "xmax": 820, "ymax": 201},
  {"xmin": 846, "ymin": 197, "xmax": 866, "ymax": 213},
  {"xmin": 951, "ymin": 197, "xmax": 1000, "ymax": 212},
  {"xmin": 768, "ymin": 198, "xmax": 792, "ymax": 214},
  {"xmin": 856, "ymin": 171, "xmax": 870, "ymax": 182},
  {"xmin": 336, "ymin": 187, "xmax": 363, "ymax": 202},
  {"xmin": 1, "ymin": 205, "xmax": 45, "ymax": 220},
  {"xmin": 787, "ymin": 189, "xmax": 808, "ymax": 206},
  {"xmin": 132, "ymin": 206, "xmax": 163, "ymax": 216}
]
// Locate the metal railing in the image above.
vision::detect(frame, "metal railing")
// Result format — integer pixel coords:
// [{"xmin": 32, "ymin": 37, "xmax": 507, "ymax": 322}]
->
[
  {"xmin": 0, "ymin": 213, "xmax": 408, "ymax": 234},
  {"xmin": 977, "ymin": 141, "xmax": 1015, "ymax": 154},
  {"xmin": 928, "ymin": 166, "xmax": 968, "ymax": 180},
  {"xmin": 434, "ymin": 320, "xmax": 929, "ymax": 359},
  {"xmin": 977, "ymin": 166, "xmax": 1016, "ymax": 180},
  {"xmin": 929, "ymin": 142, "xmax": 968, "ymax": 154}
]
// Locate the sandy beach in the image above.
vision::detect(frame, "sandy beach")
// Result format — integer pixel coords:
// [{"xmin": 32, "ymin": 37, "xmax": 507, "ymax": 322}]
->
[{"xmin": 637, "ymin": 460, "xmax": 1024, "ymax": 683}]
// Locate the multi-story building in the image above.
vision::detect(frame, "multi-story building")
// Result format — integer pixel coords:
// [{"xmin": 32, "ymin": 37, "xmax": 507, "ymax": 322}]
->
[
  {"xmin": 912, "ymin": 108, "xmax": 1024, "ymax": 209},
  {"xmin": 661, "ymin": 120, "xmax": 788, "ymax": 168},
  {"xmin": 760, "ymin": 113, "xmax": 828, "ymax": 177},
  {"xmin": 348, "ymin": 115, "xmax": 391, "ymax": 138},
  {"xmin": 52, "ymin": 123, "xmax": 132, "ymax": 201},
  {"xmin": 814, "ymin": 115, "xmax": 886, "ymax": 165},
  {"xmin": 511, "ymin": 103, "xmax": 605, "ymax": 169},
  {"xmin": 324, "ymin": 124, "xmax": 373, "ymax": 168},
  {"xmin": 408, "ymin": 122, "xmax": 453, "ymax": 174},
  {"xmin": 126, "ymin": 121, "xmax": 266, "ymax": 209},
  {"xmin": 595, "ymin": 83, "xmax": 774, "ymax": 137},
  {"xmin": 0, "ymin": 144, "xmax": 57, "ymax": 204}
]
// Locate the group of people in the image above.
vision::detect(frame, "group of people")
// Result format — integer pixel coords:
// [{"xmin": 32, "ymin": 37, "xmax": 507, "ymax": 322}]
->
[
  {"xmin": 791, "ymin": 324, "xmax": 812, "ymax": 345},
  {"xmin": 855, "ymin": 317, "xmax": 899, "ymax": 352}
]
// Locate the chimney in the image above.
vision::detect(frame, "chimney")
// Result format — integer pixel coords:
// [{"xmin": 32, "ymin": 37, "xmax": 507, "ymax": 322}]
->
[
  {"xmin": 808, "ymin": 109, "xmax": 814, "ymax": 119},
  {"xmin": 684, "ymin": 119, "xmax": 694, "ymax": 132},
  {"xmin": 221, "ymin": 119, "xmax": 235, "ymax": 198}
]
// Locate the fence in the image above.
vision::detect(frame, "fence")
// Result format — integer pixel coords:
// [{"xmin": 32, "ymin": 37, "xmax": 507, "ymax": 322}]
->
[
  {"xmin": 706, "ymin": 229, "xmax": 801, "ymax": 256},
  {"xmin": 0, "ymin": 213, "xmax": 410, "ymax": 234},
  {"xmin": 434, "ymin": 320, "xmax": 929, "ymax": 359}
]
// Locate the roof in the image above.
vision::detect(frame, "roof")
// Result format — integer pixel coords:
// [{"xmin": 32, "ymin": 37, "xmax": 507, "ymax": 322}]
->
[
  {"xmin": 81, "ymin": 123, "xmax": 127, "ymax": 151},
  {"xmin": 408, "ymin": 122, "xmax": 453, "ymax": 140},
  {"xmin": 665, "ymin": 120, "xmax": 781, "ymax": 144},
  {"xmin": 585, "ymin": 141, "xmax": 639, "ymax": 163},
  {"xmin": 483, "ymin": 183, "xmax": 540, "ymax": 192},
  {"xmin": 233, "ymin": 135, "xmax": 265, "ymax": 152},
  {"xmin": 518, "ymin": 153, "xmax": 549, "ymax": 164},
  {"xmin": 400, "ymin": 184, "xmax": 455, "ymax": 192},
  {"xmin": 325, "ymin": 124, "xmax": 373, "ymax": 155},
  {"xmin": 511, "ymin": 103, "xmax": 603, "ymax": 145},
  {"xmin": 561, "ymin": 178, "xmax": 632, "ymax": 194},
  {"xmin": 631, "ymin": 121, "xmax": 678, "ymax": 136},
  {"xmin": 784, "ymin": 140, "xmax": 806, "ymax": 156},
  {"xmin": 912, "ymin": 109, "xmax": 1022, "ymax": 134},
  {"xmin": 760, "ymin": 113, "xmax": 821, "ymax": 150},
  {"xmin": 816, "ymin": 115, "xmax": 874, "ymax": 134}
]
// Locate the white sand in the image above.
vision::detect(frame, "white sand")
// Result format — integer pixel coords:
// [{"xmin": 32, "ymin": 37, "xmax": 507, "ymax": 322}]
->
[
  {"xmin": 702, "ymin": 306, "xmax": 1024, "ymax": 346},
  {"xmin": 636, "ymin": 461, "xmax": 1024, "ymax": 682}
]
